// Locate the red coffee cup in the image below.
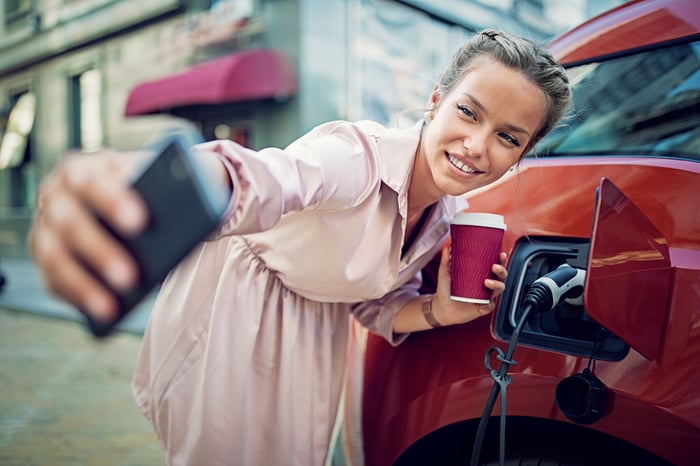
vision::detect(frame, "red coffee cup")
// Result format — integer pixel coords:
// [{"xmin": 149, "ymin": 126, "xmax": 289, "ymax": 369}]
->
[{"xmin": 450, "ymin": 212, "xmax": 507, "ymax": 304}]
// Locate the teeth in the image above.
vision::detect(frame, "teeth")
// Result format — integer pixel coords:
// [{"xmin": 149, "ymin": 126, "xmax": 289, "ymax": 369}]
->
[{"xmin": 448, "ymin": 154, "xmax": 476, "ymax": 173}]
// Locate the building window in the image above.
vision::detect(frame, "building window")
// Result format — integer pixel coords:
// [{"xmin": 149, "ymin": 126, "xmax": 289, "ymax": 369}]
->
[
  {"xmin": 5, "ymin": 0, "xmax": 32, "ymax": 25},
  {"xmin": 69, "ymin": 69, "xmax": 103, "ymax": 152},
  {"xmin": 0, "ymin": 91, "xmax": 36, "ymax": 208}
]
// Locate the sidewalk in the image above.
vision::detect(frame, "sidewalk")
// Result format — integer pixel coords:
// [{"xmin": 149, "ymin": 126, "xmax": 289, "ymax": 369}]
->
[
  {"xmin": 0, "ymin": 258, "xmax": 164, "ymax": 465},
  {"xmin": 0, "ymin": 307, "xmax": 164, "ymax": 466}
]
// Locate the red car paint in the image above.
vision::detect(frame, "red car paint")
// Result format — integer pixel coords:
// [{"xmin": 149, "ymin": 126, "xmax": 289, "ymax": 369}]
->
[{"xmin": 357, "ymin": 1, "xmax": 700, "ymax": 465}]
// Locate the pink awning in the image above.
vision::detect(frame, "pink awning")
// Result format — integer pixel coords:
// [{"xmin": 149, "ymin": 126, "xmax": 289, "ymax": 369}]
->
[{"xmin": 124, "ymin": 48, "xmax": 296, "ymax": 116}]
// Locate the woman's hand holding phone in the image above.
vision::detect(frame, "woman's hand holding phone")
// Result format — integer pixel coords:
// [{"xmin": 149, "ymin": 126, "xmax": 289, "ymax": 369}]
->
[
  {"xmin": 29, "ymin": 150, "xmax": 149, "ymax": 328},
  {"xmin": 29, "ymin": 137, "xmax": 230, "ymax": 337}
]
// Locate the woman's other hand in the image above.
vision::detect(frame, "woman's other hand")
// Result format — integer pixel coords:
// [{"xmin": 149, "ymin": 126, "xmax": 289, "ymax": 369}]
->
[
  {"xmin": 433, "ymin": 246, "xmax": 508, "ymax": 325},
  {"xmin": 28, "ymin": 151, "xmax": 149, "ymax": 323}
]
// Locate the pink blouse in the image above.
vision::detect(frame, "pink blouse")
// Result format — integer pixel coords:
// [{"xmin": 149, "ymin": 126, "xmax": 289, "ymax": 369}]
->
[{"xmin": 131, "ymin": 119, "xmax": 467, "ymax": 465}]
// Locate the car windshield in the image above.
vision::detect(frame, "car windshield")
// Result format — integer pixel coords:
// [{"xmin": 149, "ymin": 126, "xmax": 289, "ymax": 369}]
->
[{"xmin": 531, "ymin": 37, "xmax": 700, "ymax": 162}]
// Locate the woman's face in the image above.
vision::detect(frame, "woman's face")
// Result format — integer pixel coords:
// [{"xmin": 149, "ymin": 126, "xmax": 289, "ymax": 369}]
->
[{"xmin": 421, "ymin": 56, "xmax": 546, "ymax": 197}]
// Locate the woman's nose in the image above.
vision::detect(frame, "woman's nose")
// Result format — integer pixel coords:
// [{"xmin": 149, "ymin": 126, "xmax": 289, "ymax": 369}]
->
[{"xmin": 463, "ymin": 130, "xmax": 487, "ymax": 158}]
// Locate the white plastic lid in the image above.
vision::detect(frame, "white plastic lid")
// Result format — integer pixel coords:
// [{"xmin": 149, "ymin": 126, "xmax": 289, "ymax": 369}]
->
[{"xmin": 451, "ymin": 212, "xmax": 507, "ymax": 229}]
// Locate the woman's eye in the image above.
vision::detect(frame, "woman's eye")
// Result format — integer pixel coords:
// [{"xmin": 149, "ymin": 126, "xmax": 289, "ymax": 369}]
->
[
  {"xmin": 499, "ymin": 132, "xmax": 521, "ymax": 147},
  {"xmin": 456, "ymin": 104, "xmax": 476, "ymax": 120}
]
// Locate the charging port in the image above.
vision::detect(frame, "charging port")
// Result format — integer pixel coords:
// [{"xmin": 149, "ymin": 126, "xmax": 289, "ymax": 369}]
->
[{"xmin": 495, "ymin": 237, "xmax": 628, "ymax": 361}]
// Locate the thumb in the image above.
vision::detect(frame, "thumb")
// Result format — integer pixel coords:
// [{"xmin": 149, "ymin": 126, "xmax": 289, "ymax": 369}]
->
[{"xmin": 437, "ymin": 245, "xmax": 451, "ymax": 298}]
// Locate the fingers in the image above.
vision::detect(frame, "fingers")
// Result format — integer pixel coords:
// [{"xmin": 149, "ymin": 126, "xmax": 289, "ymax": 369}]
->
[
  {"xmin": 56, "ymin": 156, "xmax": 146, "ymax": 292},
  {"xmin": 58, "ymin": 153, "xmax": 148, "ymax": 236},
  {"xmin": 484, "ymin": 252, "xmax": 508, "ymax": 295},
  {"xmin": 44, "ymin": 185, "xmax": 139, "ymax": 292},
  {"xmin": 29, "ymin": 152, "xmax": 148, "ymax": 321},
  {"xmin": 432, "ymin": 248, "xmax": 508, "ymax": 326},
  {"xmin": 475, "ymin": 301, "xmax": 496, "ymax": 317},
  {"xmin": 30, "ymin": 220, "xmax": 118, "ymax": 320},
  {"xmin": 478, "ymin": 252, "xmax": 509, "ymax": 317},
  {"xmin": 438, "ymin": 245, "xmax": 451, "ymax": 278}
]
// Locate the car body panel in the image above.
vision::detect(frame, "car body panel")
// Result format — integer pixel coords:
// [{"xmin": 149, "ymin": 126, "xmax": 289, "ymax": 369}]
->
[
  {"xmin": 467, "ymin": 159, "xmax": 700, "ymax": 371},
  {"xmin": 358, "ymin": 1, "xmax": 700, "ymax": 465},
  {"xmin": 549, "ymin": 0, "xmax": 700, "ymax": 63},
  {"xmin": 466, "ymin": 157, "xmax": 700, "ymax": 256},
  {"xmin": 362, "ymin": 341, "xmax": 699, "ymax": 465},
  {"xmin": 361, "ymin": 156, "xmax": 700, "ymax": 465}
]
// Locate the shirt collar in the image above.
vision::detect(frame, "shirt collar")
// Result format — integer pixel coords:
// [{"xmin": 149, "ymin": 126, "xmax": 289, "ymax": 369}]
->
[{"xmin": 376, "ymin": 119, "xmax": 424, "ymax": 195}]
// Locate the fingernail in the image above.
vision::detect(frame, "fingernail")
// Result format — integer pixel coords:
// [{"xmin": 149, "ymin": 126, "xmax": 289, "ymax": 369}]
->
[
  {"xmin": 84, "ymin": 292, "xmax": 114, "ymax": 320},
  {"xmin": 105, "ymin": 261, "xmax": 135, "ymax": 292},
  {"xmin": 115, "ymin": 200, "xmax": 147, "ymax": 234}
]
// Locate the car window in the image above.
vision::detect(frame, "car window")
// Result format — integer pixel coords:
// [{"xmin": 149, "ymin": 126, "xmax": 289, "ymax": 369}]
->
[{"xmin": 532, "ymin": 38, "xmax": 700, "ymax": 162}]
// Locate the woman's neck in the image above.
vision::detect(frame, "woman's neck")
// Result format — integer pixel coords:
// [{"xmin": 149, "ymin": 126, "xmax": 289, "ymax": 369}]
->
[{"xmin": 407, "ymin": 136, "xmax": 443, "ymax": 217}]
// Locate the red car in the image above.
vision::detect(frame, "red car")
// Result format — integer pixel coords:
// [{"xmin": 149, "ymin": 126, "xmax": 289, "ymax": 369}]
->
[{"xmin": 354, "ymin": 0, "xmax": 700, "ymax": 465}]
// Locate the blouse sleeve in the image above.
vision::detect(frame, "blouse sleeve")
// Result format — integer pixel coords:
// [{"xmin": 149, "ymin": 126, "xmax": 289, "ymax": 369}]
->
[
  {"xmin": 198, "ymin": 121, "xmax": 381, "ymax": 237},
  {"xmin": 350, "ymin": 271, "xmax": 422, "ymax": 346}
]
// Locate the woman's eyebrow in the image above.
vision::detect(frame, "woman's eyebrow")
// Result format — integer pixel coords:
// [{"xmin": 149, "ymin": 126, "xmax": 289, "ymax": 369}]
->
[{"xmin": 462, "ymin": 93, "xmax": 532, "ymax": 137}]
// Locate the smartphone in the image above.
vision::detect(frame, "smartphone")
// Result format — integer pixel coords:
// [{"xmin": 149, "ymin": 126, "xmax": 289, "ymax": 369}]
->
[{"xmin": 84, "ymin": 136, "xmax": 230, "ymax": 337}]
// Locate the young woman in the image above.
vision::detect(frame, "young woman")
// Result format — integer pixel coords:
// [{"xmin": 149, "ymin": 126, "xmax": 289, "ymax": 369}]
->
[{"xmin": 29, "ymin": 29, "xmax": 570, "ymax": 465}]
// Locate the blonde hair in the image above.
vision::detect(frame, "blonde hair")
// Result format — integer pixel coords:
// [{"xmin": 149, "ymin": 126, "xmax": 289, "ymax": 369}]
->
[{"xmin": 437, "ymin": 29, "xmax": 571, "ymax": 152}]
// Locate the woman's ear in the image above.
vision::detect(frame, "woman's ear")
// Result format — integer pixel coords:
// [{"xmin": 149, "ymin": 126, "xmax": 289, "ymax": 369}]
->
[{"xmin": 426, "ymin": 84, "xmax": 440, "ymax": 111}]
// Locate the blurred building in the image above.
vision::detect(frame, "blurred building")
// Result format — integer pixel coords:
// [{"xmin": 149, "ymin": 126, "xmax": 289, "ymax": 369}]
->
[{"xmin": 0, "ymin": 0, "xmax": 624, "ymax": 258}]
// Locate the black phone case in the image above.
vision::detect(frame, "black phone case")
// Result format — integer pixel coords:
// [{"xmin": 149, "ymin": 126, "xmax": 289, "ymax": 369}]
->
[{"xmin": 84, "ymin": 137, "xmax": 226, "ymax": 337}]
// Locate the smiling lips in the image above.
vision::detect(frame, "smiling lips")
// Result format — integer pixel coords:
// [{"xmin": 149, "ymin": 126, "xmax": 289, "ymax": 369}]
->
[{"xmin": 447, "ymin": 153, "xmax": 483, "ymax": 174}]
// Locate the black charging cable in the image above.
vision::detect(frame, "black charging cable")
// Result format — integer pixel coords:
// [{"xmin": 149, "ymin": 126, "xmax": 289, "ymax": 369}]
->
[
  {"xmin": 469, "ymin": 264, "xmax": 586, "ymax": 466},
  {"xmin": 469, "ymin": 301, "xmax": 534, "ymax": 466}
]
